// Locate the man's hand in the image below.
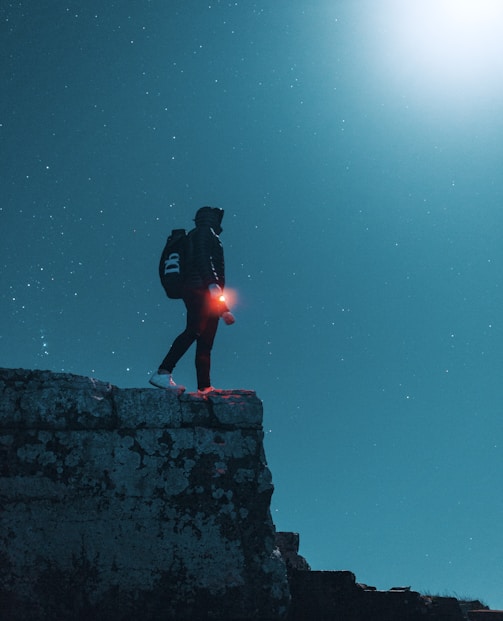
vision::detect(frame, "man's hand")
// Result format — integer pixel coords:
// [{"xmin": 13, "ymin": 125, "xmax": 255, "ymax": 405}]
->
[{"xmin": 221, "ymin": 311, "xmax": 235, "ymax": 325}]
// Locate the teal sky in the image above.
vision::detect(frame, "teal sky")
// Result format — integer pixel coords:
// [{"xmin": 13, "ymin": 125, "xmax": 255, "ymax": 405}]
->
[{"xmin": 2, "ymin": 1, "xmax": 502, "ymax": 608}]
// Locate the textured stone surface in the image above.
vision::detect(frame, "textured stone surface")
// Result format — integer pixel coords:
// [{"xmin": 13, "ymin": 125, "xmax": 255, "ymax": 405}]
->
[{"xmin": 0, "ymin": 368, "xmax": 289, "ymax": 621}]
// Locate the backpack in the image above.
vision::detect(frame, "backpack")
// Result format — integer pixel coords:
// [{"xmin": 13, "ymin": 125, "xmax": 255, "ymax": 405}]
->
[{"xmin": 159, "ymin": 229, "xmax": 188, "ymax": 299}]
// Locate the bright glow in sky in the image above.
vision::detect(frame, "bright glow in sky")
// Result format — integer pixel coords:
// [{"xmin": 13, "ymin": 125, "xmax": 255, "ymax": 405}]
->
[{"xmin": 372, "ymin": 0, "xmax": 503, "ymax": 108}]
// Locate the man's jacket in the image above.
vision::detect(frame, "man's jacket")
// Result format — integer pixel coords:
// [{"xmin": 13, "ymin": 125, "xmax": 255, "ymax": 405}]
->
[{"xmin": 184, "ymin": 225, "xmax": 225, "ymax": 290}]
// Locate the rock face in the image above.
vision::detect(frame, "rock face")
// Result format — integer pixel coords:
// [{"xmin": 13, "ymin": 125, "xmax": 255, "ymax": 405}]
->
[
  {"xmin": 0, "ymin": 367, "xmax": 493, "ymax": 621},
  {"xmin": 0, "ymin": 368, "xmax": 289, "ymax": 621}
]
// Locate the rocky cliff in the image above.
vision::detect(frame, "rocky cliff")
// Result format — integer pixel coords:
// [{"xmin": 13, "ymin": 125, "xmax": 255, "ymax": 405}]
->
[
  {"xmin": 0, "ymin": 368, "xmax": 289, "ymax": 621},
  {"xmin": 0, "ymin": 367, "xmax": 494, "ymax": 621}
]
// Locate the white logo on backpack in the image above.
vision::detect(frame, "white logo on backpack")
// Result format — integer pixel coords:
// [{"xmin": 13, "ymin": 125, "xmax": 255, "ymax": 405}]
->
[{"xmin": 164, "ymin": 252, "xmax": 180, "ymax": 274}]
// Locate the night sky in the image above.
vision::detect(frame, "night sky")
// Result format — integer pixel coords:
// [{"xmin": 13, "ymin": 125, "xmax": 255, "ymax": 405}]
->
[{"xmin": 2, "ymin": 0, "xmax": 502, "ymax": 608}]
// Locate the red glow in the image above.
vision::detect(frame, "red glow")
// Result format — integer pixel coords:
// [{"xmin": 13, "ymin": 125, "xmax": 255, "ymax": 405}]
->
[{"xmin": 221, "ymin": 287, "xmax": 237, "ymax": 308}]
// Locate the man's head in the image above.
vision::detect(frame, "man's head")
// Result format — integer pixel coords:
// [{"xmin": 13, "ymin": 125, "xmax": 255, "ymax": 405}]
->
[{"xmin": 194, "ymin": 206, "xmax": 224, "ymax": 233}]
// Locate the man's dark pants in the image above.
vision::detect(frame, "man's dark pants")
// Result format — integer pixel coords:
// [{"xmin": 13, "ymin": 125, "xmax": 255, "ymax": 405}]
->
[{"xmin": 160, "ymin": 288, "xmax": 219, "ymax": 390}]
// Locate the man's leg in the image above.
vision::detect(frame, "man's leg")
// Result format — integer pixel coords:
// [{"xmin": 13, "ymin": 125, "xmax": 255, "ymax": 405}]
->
[
  {"xmin": 159, "ymin": 290, "xmax": 205, "ymax": 372},
  {"xmin": 195, "ymin": 313, "xmax": 219, "ymax": 390}
]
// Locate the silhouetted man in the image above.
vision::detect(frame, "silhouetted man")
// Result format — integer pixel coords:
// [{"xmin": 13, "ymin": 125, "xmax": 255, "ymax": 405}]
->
[{"xmin": 150, "ymin": 206, "xmax": 235, "ymax": 393}]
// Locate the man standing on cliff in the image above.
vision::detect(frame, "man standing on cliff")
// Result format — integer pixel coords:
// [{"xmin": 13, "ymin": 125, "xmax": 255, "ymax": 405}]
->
[{"xmin": 150, "ymin": 206, "xmax": 235, "ymax": 394}]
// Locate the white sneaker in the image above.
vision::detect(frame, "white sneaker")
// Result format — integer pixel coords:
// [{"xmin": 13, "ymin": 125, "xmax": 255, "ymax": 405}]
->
[{"xmin": 149, "ymin": 372, "xmax": 185, "ymax": 392}]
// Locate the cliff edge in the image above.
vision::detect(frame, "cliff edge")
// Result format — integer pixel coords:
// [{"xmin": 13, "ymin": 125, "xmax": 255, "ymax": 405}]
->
[{"xmin": 0, "ymin": 368, "xmax": 289, "ymax": 621}]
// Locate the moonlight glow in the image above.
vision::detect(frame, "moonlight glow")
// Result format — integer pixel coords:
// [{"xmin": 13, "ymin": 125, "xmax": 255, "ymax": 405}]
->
[{"xmin": 372, "ymin": 0, "xmax": 503, "ymax": 107}]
